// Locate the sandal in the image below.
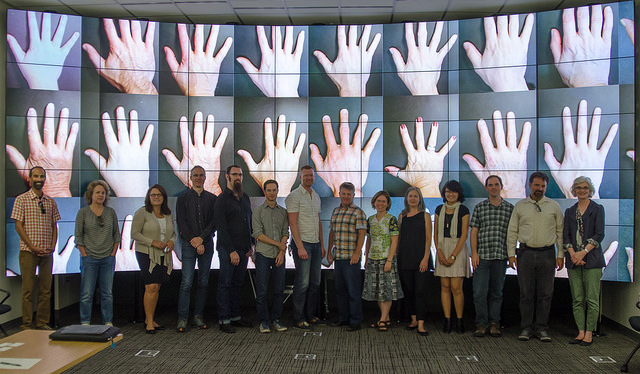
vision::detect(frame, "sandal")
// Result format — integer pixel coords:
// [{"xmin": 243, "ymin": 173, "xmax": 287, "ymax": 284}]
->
[{"xmin": 376, "ymin": 321, "xmax": 388, "ymax": 332}]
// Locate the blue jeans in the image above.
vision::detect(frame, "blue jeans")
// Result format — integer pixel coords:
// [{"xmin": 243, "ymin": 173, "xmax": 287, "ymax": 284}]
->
[
  {"xmin": 177, "ymin": 242, "xmax": 214, "ymax": 321},
  {"xmin": 334, "ymin": 259, "xmax": 362, "ymax": 325},
  {"xmin": 255, "ymin": 253, "xmax": 286, "ymax": 323},
  {"xmin": 291, "ymin": 241, "xmax": 322, "ymax": 323},
  {"xmin": 217, "ymin": 249, "xmax": 248, "ymax": 324},
  {"xmin": 79, "ymin": 255, "xmax": 115, "ymax": 324},
  {"xmin": 472, "ymin": 259, "xmax": 507, "ymax": 328}
]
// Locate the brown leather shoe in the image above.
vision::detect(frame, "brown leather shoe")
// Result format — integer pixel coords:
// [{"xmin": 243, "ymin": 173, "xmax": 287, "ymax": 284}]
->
[
  {"xmin": 473, "ymin": 326, "xmax": 486, "ymax": 337},
  {"xmin": 489, "ymin": 322, "xmax": 502, "ymax": 337}
]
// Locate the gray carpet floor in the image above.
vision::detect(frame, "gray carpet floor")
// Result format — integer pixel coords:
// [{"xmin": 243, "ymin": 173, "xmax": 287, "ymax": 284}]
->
[{"xmin": 48, "ymin": 312, "xmax": 638, "ymax": 374}]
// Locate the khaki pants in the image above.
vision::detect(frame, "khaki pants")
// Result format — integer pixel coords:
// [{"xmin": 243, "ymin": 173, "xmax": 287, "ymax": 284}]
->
[{"xmin": 19, "ymin": 251, "xmax": 52, "ymax": 329}]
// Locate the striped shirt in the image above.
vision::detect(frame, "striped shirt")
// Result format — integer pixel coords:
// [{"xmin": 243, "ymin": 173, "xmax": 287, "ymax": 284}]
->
[
  {"xmin": 470, "ymin": 199, "xmax": 513, "ymax": 260},
  {"xmin": 74, "ymin": 206, "xmax": 121, "ymax": 259},
  {"xmin": 10, "ymin": 189, "xmax": 61, "ymax": 253},
  {"xmin": 330, "ymin": 203, "xmax": 367, "ymax": 260},
  {"xmin": 285, "ymin": 185, "xmax": 321, "ymax": 243}
]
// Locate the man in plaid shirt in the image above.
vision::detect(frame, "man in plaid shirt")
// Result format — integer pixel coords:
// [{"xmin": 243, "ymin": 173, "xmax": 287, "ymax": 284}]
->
[
  {"xmin": 10, "ymin": 167, "xmax": 61, "ymax": 330},
  {"xmin": 470, "ymin": 175, "xmax": 513, "ymax": 338},
  {"xmin": 327, "ymin": 182, "xmax": 367, "ymax": 331}
]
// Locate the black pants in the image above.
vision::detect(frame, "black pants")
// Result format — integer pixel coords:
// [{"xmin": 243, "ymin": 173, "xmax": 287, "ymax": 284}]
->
[{"xmin": 399, "ymin": 269, "xmax": 429, "ymax": 321}]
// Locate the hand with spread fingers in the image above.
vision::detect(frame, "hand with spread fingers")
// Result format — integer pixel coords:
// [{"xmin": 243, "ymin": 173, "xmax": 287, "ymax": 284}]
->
[
  {"xmin": 83, "ymin": 19, "xmax": 158, "ymax": 94},
  {"xmin": 164, "ymin": 24, "xmax": 233, "ymax": 96},
  {"xmin": 84, "ymin": 107, "xmax": 154, "ymax": 197},
  {"xmin": 550, "ymin": 5, "xmax": 613, "ymax": 87},
  {"xmin": 462, "ymin": 110, "xmax": 531, "ymax": 198},
  {"xmin": 237, "ymin": 25, "xmax": 304, "ymax": 97},
  {"xmin": 7, "ymin": 11, "xmax": 80, "ymax": 90},
  {"xmin": 6, "ymin": 103, "xmax": 79, "ymax": 197},
  {"xmin": 389, "ymin": 21, "xmax": 457, "ymax": 95},
  {"xmin": 385, "ymin": 118, "xmax": 456, "ymax": 197},
  {"xmin": 237, "ymin": 114, "xmax": 305, "ymax": 197},
  {"xmin": 310, "ymin": 108, "xmax": 381, "ymax": 197},
  {"xmin": 162, "ymin": 112, "xmax": 228, "ymax": 196},
  {"xmin": 314, "ymin": 25, "xmax": 381, "ymax": 97},
  {"xmin": 544, "ymin": 99, "xmax": 618, "ymax": 199},
  {"xmin": 463, "ymin": 14, "xmax": 534, "ymax": 92}
]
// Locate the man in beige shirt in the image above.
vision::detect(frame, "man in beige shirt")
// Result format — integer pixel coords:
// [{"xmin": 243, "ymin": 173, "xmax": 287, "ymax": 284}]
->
[{"xmin": 506, "ymin": 172, "xmax": 564, "ymax": 343}]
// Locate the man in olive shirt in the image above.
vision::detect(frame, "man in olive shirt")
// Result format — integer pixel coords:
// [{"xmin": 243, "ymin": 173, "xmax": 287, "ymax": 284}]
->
[
  {"xmin": 507, "ymin": 172, "xmax": 564, "ymax": 342},
  {"xmin": 252, "ymin": 180, "xmax": 289, "ymax": 333}
]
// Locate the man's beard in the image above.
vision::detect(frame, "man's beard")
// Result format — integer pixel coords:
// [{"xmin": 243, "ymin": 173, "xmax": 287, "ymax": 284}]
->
[
  {"xmin": 232, "ymin": 180, "xmax": 243, "ymax": 197},
  {"xmin": 533, "ymin": 190, "xmax": 543, "ymax": 198},
  {"xmin": 32, "ymin": 181, "xmax": 44, "ymax": 190}
]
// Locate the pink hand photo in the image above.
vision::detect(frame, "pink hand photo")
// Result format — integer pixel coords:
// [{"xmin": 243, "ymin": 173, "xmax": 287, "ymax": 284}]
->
[{"xmin": 6, "ymin": 103, "xmax": 79, "ymax": 197}]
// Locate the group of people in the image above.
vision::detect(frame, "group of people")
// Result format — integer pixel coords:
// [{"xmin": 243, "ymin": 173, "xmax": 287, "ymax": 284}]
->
[{"xmin": 12, "ymin": 165, "xmax": 606, "ymax": 346}]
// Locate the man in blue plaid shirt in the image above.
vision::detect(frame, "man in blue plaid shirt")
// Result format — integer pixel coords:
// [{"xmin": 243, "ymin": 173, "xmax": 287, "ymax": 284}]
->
[
  {"xmin": 327, "ymin": 182, "xmax": 367, "ymax": 331},
  {"xmin": 470, "ymin": 175, "xmax": 513, "ymax": 338}
]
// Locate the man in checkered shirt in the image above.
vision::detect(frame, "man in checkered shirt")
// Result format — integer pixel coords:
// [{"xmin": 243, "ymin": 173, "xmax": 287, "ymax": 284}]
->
[
  {"xmin": 327, "ymin": 182, "xmax": 367, "ymax": 331},
  {"xmin": 469, "ymin": 175, "xmax": 513, "ymax": 338},
  {"xmin": 10, "ymin": 167, "xmax": 61, "ymax": 330}
]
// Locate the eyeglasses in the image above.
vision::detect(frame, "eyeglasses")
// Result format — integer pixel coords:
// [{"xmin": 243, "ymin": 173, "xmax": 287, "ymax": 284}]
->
[
  {"xmin": 37, "ymin": 200, "xmax": 45, "ymax": 214},
  {"xmin": 149, "ymin": 193, "xmax": 163, "ymax": 198},
  {"xmin": 574, "ymin": 186, "xmax": 590, "ymax": 190},
  {"xmin": 97, "ymin": 215, "xmax": 104, "ymax": 227},
  {"xmin": 534, "ymin": 202, "xmax": 542, "ymax": 213}
]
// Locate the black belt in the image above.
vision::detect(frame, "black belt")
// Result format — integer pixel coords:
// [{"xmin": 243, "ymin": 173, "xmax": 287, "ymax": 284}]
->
[{"xmin": 521, "ymin": 244, "xmax": 554, "ymax": 251}]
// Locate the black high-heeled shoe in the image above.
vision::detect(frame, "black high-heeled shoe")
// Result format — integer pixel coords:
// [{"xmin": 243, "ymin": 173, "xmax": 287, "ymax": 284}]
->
[
  {"xmin": 455, "ymin": 318, "xmax": 465, "ymax": 334},
  {"xmin": 443, "ymin": 318, "xmax": 451, "ymax": 333}
]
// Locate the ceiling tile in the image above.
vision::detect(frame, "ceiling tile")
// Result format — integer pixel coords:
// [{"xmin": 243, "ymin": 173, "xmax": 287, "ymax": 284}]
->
[
  {"xmin": 394, "ymin": 0, "xmax": 452, "ymax": 14},
  {"xmin": 288, "ymin": 7, "xmax": 340, "ymax": 24},
  {"xmin": 284, "ymin": 0, "xmax": 339, "ymax": 7},
  {"xmin": 61, "ymin": 0, "xmax": 117, "ymax": 4},
  {"xmin": 7, "ymin": 4, "xmax": 78, "ymax": 14},
  {"xmin": 147, "ymin": 15, "xmax": 191, "ymax": 23},
  {"xmin": 501, "ymin": 0, "xmax": 565, "ymax": 14},
  {"xmin": 228, "ymin": 0, "xmax": 283, "ymax": 8},
  {"xmin": 66, "ymin": 4, "xmax": 131, "ymax": 18},
  {"xmin": 123, "ymin": 3, "xmax": 183, "ymax": 17},
  {"xmin": 177, "ymin": 2, "xmax": 233, "ymax": 15},
  {"xmin": 4, "ymin": 0, "xmax": 62, "ymax": 6},
  {"xmin": 189, "ymin": 14, "xmax": 241, "ymax": 24},
  {"xmin": 117, "ymin": 0, "xmax": 172, "ymax": 4},
  {"xmin": 446, "ymin": 0, "xmax": 503, "ymax": 13},
  {"xmin": 391, "ymin": 12, "xmax": 445, "ymax": 23},
  {"xmin": 341, "ymin": 0, "xmax": 394, "ymax": 5}
]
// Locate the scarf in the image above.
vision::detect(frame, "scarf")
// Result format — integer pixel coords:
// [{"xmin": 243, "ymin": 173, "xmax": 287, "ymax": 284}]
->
[{"xmin": 437, "ymin": 201, "xmax": 461, "ymax": 250}]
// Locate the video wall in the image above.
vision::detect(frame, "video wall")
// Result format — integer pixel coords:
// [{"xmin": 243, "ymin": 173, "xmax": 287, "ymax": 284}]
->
[{"xmin": 4, "ymin": 2, "xmax": 635, "ymax": 281}]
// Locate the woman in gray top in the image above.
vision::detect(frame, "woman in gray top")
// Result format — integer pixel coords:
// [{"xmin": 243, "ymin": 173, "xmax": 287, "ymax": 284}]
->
[{"xmin": 75, "ymin": 180, "xmax": 121, "ymax": 325}]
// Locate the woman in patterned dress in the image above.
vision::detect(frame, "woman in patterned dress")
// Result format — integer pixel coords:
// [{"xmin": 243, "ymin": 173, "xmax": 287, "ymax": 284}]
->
[{"xmin": 362, "ymin": 190, "xmax": 404, "ymax": 331}]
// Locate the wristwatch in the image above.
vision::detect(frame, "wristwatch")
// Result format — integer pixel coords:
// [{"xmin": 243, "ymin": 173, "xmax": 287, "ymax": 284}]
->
[{"xmin": 450, "ymin": 255, "xmax": 456, "ymax": 261}]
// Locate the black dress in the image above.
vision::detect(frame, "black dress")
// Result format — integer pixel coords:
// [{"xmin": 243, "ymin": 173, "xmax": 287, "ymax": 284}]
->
[{"xmin": 398, "ymin": 212, "xmax": 432, "ymax": 271}]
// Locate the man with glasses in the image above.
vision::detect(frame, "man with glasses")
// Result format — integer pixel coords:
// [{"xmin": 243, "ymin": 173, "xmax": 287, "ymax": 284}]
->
[
  {"xmin": 11, "ymin": 166, "xmax": 61, "ymax": 330},
  {"xmin": 214, "ymin": 165, "xmax": 254, "ymax": 333},
  {"xmin": 176, "ymin": 166, "xmax": 217, "ymax": 332},
  {"xmin": 507, "ymin": 172, "xmax": 564, "ymax": 342}
]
